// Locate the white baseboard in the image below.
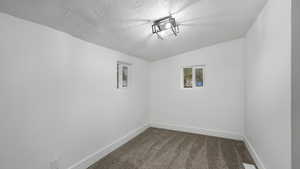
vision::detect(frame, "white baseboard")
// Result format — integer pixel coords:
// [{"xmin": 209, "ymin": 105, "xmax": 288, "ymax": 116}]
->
[
  {"xmin": 243, "ymin": 163, "xmax": 257, "ymax": 169},
  {"xmin": 243, "ymin": 137, "xmax": 266, "ymax": 169},
  {"xmin": 67, "ymin": 124, "xmax": 149, "ymax": 169},
  {"xmin": 66, "ymin": 124, "xmax": 266, "ymax": 169},
  {"xmin": 149, "ymin": 123, "xmax": 243, "ymax": 141}
]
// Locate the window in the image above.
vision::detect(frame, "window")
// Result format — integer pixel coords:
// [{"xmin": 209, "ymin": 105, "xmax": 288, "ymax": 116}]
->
[
  {"xmin": 195, "ymin": 67, "xmax": 204, "ymax": 87},
  {"xmin": 183, "ymin": 68, "xmax": 193, "ymax": 88},
  {"xmin": 182, "ymin": 66, "xmax": 205, "ymax": 88},
  {"xmin": 117, "ymin": 62, "xmax": 130, "ymax": 89}
]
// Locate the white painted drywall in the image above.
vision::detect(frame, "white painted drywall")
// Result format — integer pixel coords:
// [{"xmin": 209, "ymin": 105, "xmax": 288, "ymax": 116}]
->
[
  {"xmin": 0, "ymin": 1, "xmax": 294, "ymax": 169},
  {"xmin": 244, "ymin": 0, "xmax": 291, "ymax": 169},
  {"xmin": 0, "ymin": 13, "xmax": 148, "ymax": 169},
  {"xmin": 292, "ymin": 0, "xmax": 300, "ymax": 168},
  {"xmin": 149, "ymin": 39, "xmax": 245, "ymax": 136}
]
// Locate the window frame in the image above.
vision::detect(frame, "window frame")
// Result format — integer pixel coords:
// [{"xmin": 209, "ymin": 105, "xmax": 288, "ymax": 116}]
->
[
  {"xmin": 117, "ymin": 61, "xmax": 131, "ymax": 89},
  {"xmin": 181, "ymin": 65, "xmax": 205, "ymax": 89}
]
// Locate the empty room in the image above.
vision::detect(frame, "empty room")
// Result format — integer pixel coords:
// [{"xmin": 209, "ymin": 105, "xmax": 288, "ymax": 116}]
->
[{"xmin": 0, "ymin": 0, "xmax": 298, "ymax": 169}]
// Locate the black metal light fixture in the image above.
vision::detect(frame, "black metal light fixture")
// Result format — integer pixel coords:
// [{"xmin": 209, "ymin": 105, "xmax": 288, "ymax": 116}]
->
[{"xmin": 152, "ymin": 15, "xmax": 179, "ymax": 40}]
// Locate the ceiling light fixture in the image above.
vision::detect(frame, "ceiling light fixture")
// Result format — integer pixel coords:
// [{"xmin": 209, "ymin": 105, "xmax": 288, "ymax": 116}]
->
[{"xmin": 152, "ymin": 15, "xmax": 179, "ymax": 40}]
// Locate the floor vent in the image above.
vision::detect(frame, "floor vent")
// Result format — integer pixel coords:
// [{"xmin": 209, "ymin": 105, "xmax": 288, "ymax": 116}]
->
[{"xmin": 243, "ymin": 163, "xmax": 257, "ymax": 169}]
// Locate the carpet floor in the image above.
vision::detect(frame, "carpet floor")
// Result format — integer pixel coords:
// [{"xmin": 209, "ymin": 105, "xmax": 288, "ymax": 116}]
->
[{"xmin": 88, "ymin": 128, "xmax": 256, "ymax": 169}]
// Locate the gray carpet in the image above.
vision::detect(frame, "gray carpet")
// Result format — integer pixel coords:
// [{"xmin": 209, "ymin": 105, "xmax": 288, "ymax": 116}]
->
[{"xmin": 88, "ymin": 128, "xmax": 256, "ymax": 169}]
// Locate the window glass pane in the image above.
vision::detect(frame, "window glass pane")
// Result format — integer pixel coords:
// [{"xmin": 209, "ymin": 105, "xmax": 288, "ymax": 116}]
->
[
  {"xmin": 122, "ymin": 66, "xmax": 128, "ymax": 87},
  {"xmin": 117, "ymin": 64, "xmax": 120, "ymax": 88},
  {"xmin": 183, "ymin": 68, "xmax": 193, "ymax": 88},
  {"xmin": 195, "ymin": 68, "xmax": 204, "ymax": 87}
]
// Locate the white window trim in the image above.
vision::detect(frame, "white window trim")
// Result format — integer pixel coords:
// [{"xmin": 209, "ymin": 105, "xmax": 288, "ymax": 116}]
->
[{"xmin": 181, "ymin": 65, "xmax": 205, "ymax": 89}]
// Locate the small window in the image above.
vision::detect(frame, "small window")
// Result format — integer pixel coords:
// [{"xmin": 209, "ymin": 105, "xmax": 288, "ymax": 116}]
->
[
  {"xmin": 122, "ymin": 66, "xmax": 128, "ymax": 87},
  {"xmin": 182, "ymin": 66, "xmax": 205, "ymax": 88},
  {"xmin": 183, "ymin": 68, "xmax": 193, "ymax": 88},
  {"xmin": 195, "ymin": 67, "xmax": 204, "ymax": 87},
  {"xmin": 117, "ymin": 62, "xmax": 130, "ymax": 89}
]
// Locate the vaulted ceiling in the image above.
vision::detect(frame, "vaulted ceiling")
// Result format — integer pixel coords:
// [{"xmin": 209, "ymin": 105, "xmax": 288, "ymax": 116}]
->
[{"xmin": 0, "ymin": 0, "xmax": 266, "ymax": 60}]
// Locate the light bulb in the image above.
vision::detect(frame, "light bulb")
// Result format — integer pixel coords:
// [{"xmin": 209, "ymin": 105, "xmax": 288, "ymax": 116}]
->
[
  {"xmin": 160, "ymin": 30, "xmax": 166, "ymax": 37},
  {"xmin": 164, "ymin": 23, "xmax": 171, "ymax": 29}
]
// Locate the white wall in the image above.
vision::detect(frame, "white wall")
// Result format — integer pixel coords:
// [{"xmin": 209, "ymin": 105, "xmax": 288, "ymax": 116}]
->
[
  {"xmin": 0, "ymin": 2, "xmax": 293, "ymax": 169},
  {"xmin": 292, "ymin": 0, "xmax": 300, "ymax": 168},
  {"xmin": 244, "ymin": 0, "xmax": 291, "ymax": 169},
  {"xmin": 149, "ymin": 39, "xmax": 245, "ymax": 137},
  {"xmin": 0, "ymin": 13, "xmax": 148, "ymax": 169}
]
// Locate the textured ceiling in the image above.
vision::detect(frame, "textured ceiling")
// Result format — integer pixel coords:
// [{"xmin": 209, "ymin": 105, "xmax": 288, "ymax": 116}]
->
[{"xmin": 0, "ymin": 0, "xmax": 266, "ymax": 61}]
